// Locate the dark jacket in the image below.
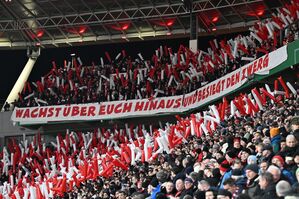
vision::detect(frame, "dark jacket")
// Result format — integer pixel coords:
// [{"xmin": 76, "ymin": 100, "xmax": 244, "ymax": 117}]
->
[
  {"xmin": 255, "ymin": 183, "xmax": 279, "ymax": 199},
  {"xmin": 235, "ymin": 177, "xmax": 247, "ymax": 193},
  {"xmin": 244, "ymin": 176, "xmax": 260, "ymax": 199},
  {"xmin": 179, "ymin": 187, "xmax": 195, "ymax": 199}
]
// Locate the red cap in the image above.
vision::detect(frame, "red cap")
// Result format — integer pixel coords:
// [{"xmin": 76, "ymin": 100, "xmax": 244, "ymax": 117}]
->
[{"xmin": 272, "ymin": 155, "xmax": 285, "ymax": 167}]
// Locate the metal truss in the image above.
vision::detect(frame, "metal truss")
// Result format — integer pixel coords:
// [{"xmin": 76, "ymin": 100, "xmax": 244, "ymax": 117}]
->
[
  {"xmin": 0, "ymin": 0, "xmax": 263, "ymax": 31},
  {"xmin": 0, "ymin": 0, "xmax": 288, "ymax": 48},
  {"xmin": 0, "ymin": 20, "xmax": 257, "ymax": 48}
]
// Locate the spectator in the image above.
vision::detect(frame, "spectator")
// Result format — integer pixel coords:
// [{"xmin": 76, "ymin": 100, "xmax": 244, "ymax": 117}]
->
[
  {"xmin": 174, "ymin": 179, "xmax": 185, "ymax": 198},
  {"xmin": 179, "ymin": 178, "xmax": 195, "ymax": 199},
  {"xmin": 260, "ymin": 144, "xmax": 274, "ymax": 163},
  {"xmin": 244, "ymin": 164, "xmax": 260, "ymax": 198},
  {"xmin": 231, "ymin": 169, "xmax": 246, "ymax": 192},
  {"xmin": 276, "ymin": 180, "xmax": 292, "ymax": 198},
  {"xmin": 257, "ymin": 172, "xmax": 279, "ymax": 199},
  {"xmin": 283, "ymin": 135, "xmax": 298, "ymax": 157},
  {"xmin": 267, "ymin": 165, "xmax": 283, "ymax": 184},
  {"xmin": 163, "ymin": 182, "xmax": 175, "ymax": 198},
  {"xmin": 223, "ymin": 178, "xmax": 242, "ymax": 199},
  {"xmin": 151, "ymin": 170, "xmax": 169, "ymax": 198},
  {"xmin": 195, "ymin": 180, "xmax": 211, "ymax": 198},
  {"xmin": 217, "ymin": 189, "xmax": 232, "ymax": 199},
  {"xmin": 205, "ymin": 189, "xmax": 216, "ymax": 199},
  {"xmin": 291, "ymin": 116, "xmax": 299, "ymax": 133},
  {"xmin": 247, "ymin": 155, "xmax": 257, "ymax": 165},
  {"xmin": 292, "ymin": 167, "xmax": 299, "ymax": 193},
  {"xmin": 259, "ymin": 160, "xmax": 269, "ymax": 174},
  {"xmin": 271, "ymin": 156, "xmax": 296, "ymax": 185},
  {"xmin": 270, "ymin": 127, "xmax": 281, "ymax": 153}
]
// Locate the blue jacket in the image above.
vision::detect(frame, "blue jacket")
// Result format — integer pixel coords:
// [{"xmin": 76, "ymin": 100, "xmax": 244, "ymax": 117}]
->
[
  {"xmin": 282, "ymin": 169, "xmax": 296, "ymax": 185},
  {"xmin": 220, "ymin": 170, "xmax": 232, "ymax": 189},
  {"xmin": 151, "ymin": 184, "xmax": 161, "ymax": 199},
  {"xmin": 271, "ymin": 135, "xmax": 281, "ymax": 153}
]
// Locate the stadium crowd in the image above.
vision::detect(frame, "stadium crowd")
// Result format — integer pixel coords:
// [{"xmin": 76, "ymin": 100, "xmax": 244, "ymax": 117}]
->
[
  {"xmin": 58, "ymin": 88, "xmax": 299, "ymax": 199},
  {"xmin": 9, "ymin": 2, "xmax": 299, "ymax": 109},
  {"xmin": 1, "ymin": 2, "xmax": 299, "ymax": 199},
  {"xmin": 0, "ymin": 76, "xmax": 298, "ymax": 199}
]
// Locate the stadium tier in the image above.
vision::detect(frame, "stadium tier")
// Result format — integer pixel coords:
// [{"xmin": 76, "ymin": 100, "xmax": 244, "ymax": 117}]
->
[
  {"xmin": 12, "ymin": 5, "xmax": 299, "ymax": 109},
  {"xmin": 0, "ymin": 1, "xmax": 299, "ymax": 199}
]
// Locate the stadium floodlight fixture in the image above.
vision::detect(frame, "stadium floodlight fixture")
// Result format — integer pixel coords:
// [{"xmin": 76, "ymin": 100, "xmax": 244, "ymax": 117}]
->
[{"xmin": 27, "ymin": 46, "xmax": 40, "ymax": 59}]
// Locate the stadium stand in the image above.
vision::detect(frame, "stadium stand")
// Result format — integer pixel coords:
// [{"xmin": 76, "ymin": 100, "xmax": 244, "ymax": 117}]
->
[
  {"xmin": 13, "ymin": 3, "xmax": 299, "ymax": 108},
  {"xmin": 0, "ymin": 76, "xmax": 299, "ymax": 199},
  {"xmin": 1, "ymin": 1, "xmax": 299, "ymax": 199}
]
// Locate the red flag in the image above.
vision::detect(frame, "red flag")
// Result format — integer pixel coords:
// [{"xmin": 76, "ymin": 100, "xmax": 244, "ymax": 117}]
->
[
  {"xmin": 278, "ymin": 76, "xmax": 290, "ymax": 98},
  {"xmin": 35, "ymin": 184, "xmax": 43, "ymax": 199},
  {"xmin": 112, "ymin": 159, "xmax": 128, "ymax": 170},
  {"xmin": 105, "ymin": 52, "xmax": 112, "ymax": 63}
]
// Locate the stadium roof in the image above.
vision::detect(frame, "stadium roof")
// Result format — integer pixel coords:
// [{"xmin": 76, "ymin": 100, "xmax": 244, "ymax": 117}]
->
[{"xmin": 0, "ymin": 0, "xmax": 287, "ymax": 49}]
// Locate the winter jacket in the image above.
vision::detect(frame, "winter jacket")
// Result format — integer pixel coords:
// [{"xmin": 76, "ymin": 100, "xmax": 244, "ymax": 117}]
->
[
  {"xmin": 151, "ymin": 184, "xmax": 161, "ymax": 199},
  {"xmin": 271, "ymin": 135, "xmax": 281, "ymax": 153},
  {"xmin": 255, "ymin": 184, "xmax": 279, "ymax": 199},
  {"xmin": 282, "ymin": 169, "xmax": 296, "ymax": 185},
  {"xmin": 219, "ymin": 170, "xmax": 232, "ymax": 189},
  {"xmin": 244, "ymin": 176, "xmax": 260, "ymax": 199}
]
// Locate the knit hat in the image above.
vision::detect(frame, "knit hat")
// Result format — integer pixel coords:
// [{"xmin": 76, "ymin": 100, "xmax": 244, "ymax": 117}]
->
[
  {"xmin": 184, "ymin": 177, "xmax": 193, "ymax": 184},
  {"xmin": 270, "ymin": 128, "xmax": 280, "ymax": 138},
  {"xmin": 245, "ymin": 164, "xmax": 259, "ymax": 173},
  {"xmin": 247, "ymin": 155, "xmax": 257, "ymax": 165},
  {"xmin": 226, "ymin": 150, "xmax": 237, "ymax": 159},
  {"xmin": 272, "ymin": 155, "xmax": 285, "ymax": 167},
  {"xmin": 276, "ymin": 180, "xmax": 292, "ymax": 197}
]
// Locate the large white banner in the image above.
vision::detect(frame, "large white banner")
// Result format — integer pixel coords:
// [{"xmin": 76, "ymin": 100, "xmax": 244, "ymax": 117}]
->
[{"xmin": 11, "ymin": 46, "xmax": 287, "ymax": 124}]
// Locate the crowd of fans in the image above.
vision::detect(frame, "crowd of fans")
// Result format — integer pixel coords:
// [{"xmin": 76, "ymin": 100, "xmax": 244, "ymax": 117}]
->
[
  {"xmin": 0, "ymin": 77, "xmax": 298, "ymax": 199},
  {"xmin": 8, "ymin": 3, "xmax": 298, "ymax": 109},
  {"xmin": 56, "ymin": 91, "xmax": 299, "ymax": 199},
  {"xmin": 1, "ymin": 2, "xmax": 299, "ymax": 199}
]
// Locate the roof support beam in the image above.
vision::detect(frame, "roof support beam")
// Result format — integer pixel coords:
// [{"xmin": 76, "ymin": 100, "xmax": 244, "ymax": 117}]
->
[{"xmin": 0, "ymin": 0, "xmax": 263, "ymax": 31}]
